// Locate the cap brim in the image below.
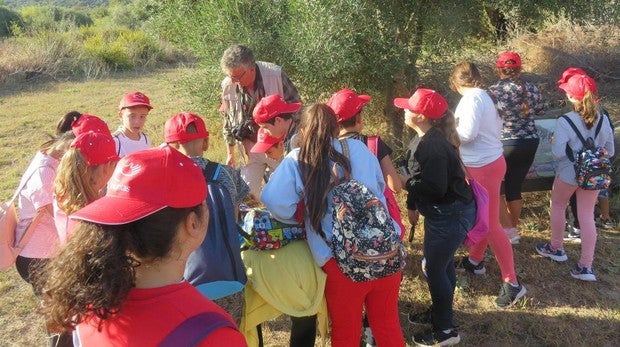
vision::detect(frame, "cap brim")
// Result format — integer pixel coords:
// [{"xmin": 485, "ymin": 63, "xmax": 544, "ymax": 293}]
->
[
  {"xmin": 71, "ymin": 196, "xmax": 165, "ymax": 225},
  {"xmin": 558, "ymin": 82, "xmax": 569, "ymax": 93},
  {"xmin": 250, "ymin": 142, "xmax": 273, "ymax": 153},
  {"xmin": 121, "ymin": 103, "xmax": 153, "ymax": 110},
  {"xmin": 282, "ymin": 102, "xmax": 302, "ymax": 114},
  {"xmin": 393, "ymin": 98, "xmax": 410, "ymax": 110}
]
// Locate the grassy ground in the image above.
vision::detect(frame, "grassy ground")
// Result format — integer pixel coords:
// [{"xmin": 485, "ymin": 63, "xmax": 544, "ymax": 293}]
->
[{"xmin": 0, "ymin": 69, "xmax": 619, "ymax": 346}]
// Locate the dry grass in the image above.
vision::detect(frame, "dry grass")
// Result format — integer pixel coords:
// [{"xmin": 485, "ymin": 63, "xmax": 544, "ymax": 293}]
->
[{"xmin": 0, "ymin": 68, "xmax": 619, "ymax": 346}]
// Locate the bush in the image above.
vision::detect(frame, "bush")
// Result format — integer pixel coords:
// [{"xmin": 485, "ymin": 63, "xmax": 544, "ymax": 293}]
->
[
  {"xmin": 81, "ymin": 26, "xmax": 164, "ymax": 70},
  {"xmin": 20, "ymin": 6, "xmax": 93, "ymax": 31},
  {"xmin": 0, "ymin": 6, "xmax": 23, "ymax": 37}
]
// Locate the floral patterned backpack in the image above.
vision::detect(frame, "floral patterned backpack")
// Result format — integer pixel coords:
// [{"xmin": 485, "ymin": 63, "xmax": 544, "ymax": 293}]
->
[{"xmin": 328, "ymin": 140, "xmax": 406, "ymax": 282}]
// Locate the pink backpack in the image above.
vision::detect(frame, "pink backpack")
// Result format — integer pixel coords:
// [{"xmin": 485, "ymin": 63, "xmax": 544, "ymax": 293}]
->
[
  {"xmin": 462, "ymin": 177, "xmax": 489, "ymax": 247},
  {"xmin": 367, "ymin": 136, "xmax": 406, "ymax": 239}
]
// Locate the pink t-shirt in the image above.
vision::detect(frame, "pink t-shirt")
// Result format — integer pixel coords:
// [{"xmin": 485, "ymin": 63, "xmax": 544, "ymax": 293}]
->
[
  {"xmin": 16, "ymin": 152, "xmax": 60, "ymax": 259},
  {"xmin": 53, "ymin": 199, "xmax": 77, "ymax": 246}
]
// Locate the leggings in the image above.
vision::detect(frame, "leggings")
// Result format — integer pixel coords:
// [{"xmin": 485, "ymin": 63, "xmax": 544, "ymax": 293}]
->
[
  {"xmin": 467, "ymin": 156, "xmax": 518, "ymax": 283},
  {"xmin": 322, "ymin": 259, "xmax": 404, "ymax": 347},
  {"xmin": 256, "ymin": 315, "xmax": 317, "ymax": 347},
  {"xmin": 16, "ymin": 256, "xmax": 74, "ymax": 347},
  {"xmin": 502, "ymin": 138, "xmax": 539, "ymax": 201},
  {"xmin": 550, "ymin": 178, "xmax": 599, "ymax": 267}
]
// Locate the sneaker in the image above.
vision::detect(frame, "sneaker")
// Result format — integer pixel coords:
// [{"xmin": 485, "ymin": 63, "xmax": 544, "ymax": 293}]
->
[
  {"xmin": 504, "ymin": 227, "xmax": 521, "ymax": 244},
  {"xmin": 408, "ymin": 307, "xmax": 432, "ymax": 325},
  {"xmin": 495, "ymin": 282, "xmax": 527, "ymax": 308},
  {"xmin": 535, "ymin": 242, "xmax": 568, "ymax": 262},
  {"xmin": 570, "ymin": 264, "xmax": 597, "ymax": 281},
  {"xmin": 563, "ymin": 224, "xmax": 581, "ymax": 242},
  {"xmin": 595, "ymin": 217, "xmax": 615, "ymax": 230},
  {"xmin": 455, "ymin": 256, "xmax": 486, "ymax": 275},
  {"xmin": 413, "ymin": 329, "xmax": 460, "ymax": 346}
]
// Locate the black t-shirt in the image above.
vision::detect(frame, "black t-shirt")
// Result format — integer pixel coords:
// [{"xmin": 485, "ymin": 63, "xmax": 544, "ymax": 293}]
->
[
  {"xmin": 405, "ymin": 127, "xmax": 473, "ymax": 210},
  {"xmin": 339, "ymin": 131, "xmax": 393, "ymax": 160}
]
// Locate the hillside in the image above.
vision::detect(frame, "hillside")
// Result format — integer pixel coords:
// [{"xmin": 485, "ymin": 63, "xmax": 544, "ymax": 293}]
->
[{"xmin": 3, "ymin": 0, "xmax": 107, "ymax": 8}]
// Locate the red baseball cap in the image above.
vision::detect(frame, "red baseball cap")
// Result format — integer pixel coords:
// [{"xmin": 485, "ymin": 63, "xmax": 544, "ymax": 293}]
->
[
  {"xmin": 557, "ymin": 67, "xmax": 587, "ymax": 86},
  {"xmin": 558, "ymin": 74, "xmax": 597, "ymax": 100},
  {"xmin": 71, "ymin": 145, "xmax": 207, "ymax": 225},
  {"xmin": 119, "ymin": 91, "xmax": 153, "ymax": 110},
  {"xmin": 497, "ymin": 51, "xmax": 522, "ymax": 68},
  {"xmin": 250, "ymin": 128, "xmax": 284, "ymax": 153},
  {"xmin": 253, "ymin": 94, "xmax": 302, "ymax": 124},
  {"xmin": 164, "ymin": 112, "xmax": 209, "ymax": 144},
  {"xmin": 71, "ymin": 114, "xmax": 111, "ymax": 136},
  {"xmin": 327, "ymin": 88, "xmax": 372, "ymax": 123},
  {"xmin": 393, "ymin": 88, "xmax": 448, "ymax": 119},
  {"xmin": 71, "ymin": 132, "xmax": 120, "ymax": 166}
]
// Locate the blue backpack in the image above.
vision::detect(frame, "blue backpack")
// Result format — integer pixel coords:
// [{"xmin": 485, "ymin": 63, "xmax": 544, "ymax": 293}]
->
[{"xmin": 184, "ymin": 162, "xmax": 247, "ymax": 299}]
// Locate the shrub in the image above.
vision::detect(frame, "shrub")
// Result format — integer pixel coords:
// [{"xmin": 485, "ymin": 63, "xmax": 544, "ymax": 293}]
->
[
  {"xmin": 20, "ymin": 6, "xmax": 93, "ymax": 32},
  {"xmin": 0, "ymin": 6, "xmax": 23, "ymax": 37}
]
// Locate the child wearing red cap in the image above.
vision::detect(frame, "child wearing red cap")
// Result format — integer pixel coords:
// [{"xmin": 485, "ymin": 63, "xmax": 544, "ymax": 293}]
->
[
  {"xmin": 489, "ymin": 51, "xmax": 546, "ymax": 244},
  {"xmin": 164, "ymin": 111, "xmax": 249, "ymax": 215},
  {"xmin": 38, "ymin": 146, "xmax": 247, "ymax": 346},
  {"xmin": 55, "ymin": 111, "xmax": 82, "ymax": 135},
  {"xmin": 261, "ymin": 104, "xmax": 404, "ymax": 347},
  {"xmin": 395, "ymin": 88, "xmax": 475, "ymax": 347},
  {"xmin": 558, "ymin": 69, "xmax": 616, "ymax": 239},
  {"xmin": 251, "ymin": 127, "xmax": 285, "ymax": 161},
  {"xmin": 535, "ymin": 73, "xmax": 614, "ymax": 281},
  {"xmin": 328, "ymin": 88, "xmax": 405, "ymax": 232},
  {"xmin": 113, "ymin": 91, "xmax": 153, "ymax": 157},
  {"xmin": 12, "ymin": 130, "xmax": 74, "ymax": 347},
  {"xmin": 164, "ymin": 112, "xmax": 250, "ymax": 323},
  {"xmin": 242, "ymin": 94, "xmax": 302, "ymax": 198},
  {"xmin": 53, "ymin": 129, "xmax": 120, "ymax": 245},
  {"xmin": 450, "ymin": 61, "xmax": 527, "ymax": 308}
]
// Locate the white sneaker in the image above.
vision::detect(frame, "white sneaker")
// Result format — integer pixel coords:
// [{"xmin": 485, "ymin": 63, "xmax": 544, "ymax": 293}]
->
[{"xmin": 504, "ymin": 227, "xmax": 521, "ymax": 244}]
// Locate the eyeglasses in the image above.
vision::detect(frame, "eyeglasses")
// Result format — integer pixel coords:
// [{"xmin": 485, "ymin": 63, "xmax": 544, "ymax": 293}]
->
[{"xmin": 229, "ymin": 69, "xmax": 249, "ymax": 82}]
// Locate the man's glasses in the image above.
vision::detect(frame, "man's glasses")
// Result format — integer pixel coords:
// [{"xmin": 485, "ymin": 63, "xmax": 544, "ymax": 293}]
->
[{"xmin": 230, "ymin": 69, "xmax": 249, "ymax": 82}]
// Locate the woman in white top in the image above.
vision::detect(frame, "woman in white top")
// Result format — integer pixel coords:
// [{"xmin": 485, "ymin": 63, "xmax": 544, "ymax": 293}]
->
[{"xmin": 450, "ymin": 61, "xmax": 526, "ymax": 308}]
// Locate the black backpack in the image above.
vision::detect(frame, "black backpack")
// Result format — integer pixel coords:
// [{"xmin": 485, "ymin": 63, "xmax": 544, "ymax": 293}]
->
[{"xmin": 184, "ymin": 162, "xmax": 247, "ymax": 299}]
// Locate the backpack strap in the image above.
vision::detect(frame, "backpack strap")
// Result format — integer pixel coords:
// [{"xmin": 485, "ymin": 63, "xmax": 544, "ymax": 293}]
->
[
  {"xmin": 367, "ymin": 135, "xmax": 379, "ymax": 157},
  {"xmin": 202, "ymin": 161, "xmax": 222, "ymax": 181},
  {"xmin": 561, "ymin": 114, "xmax": 605, "ymax": 162},
  {"xmin": 561, "ymin": 115, "xmax": 589, "ymax": 147},
  {"xmin": 593, "ymin": 113, "xmax": 604, "ymax": 139},
  {"xmin": 335, "ymin": 139, "xmax": 352, "ymax": 182},
  {"xmin": 159, "ymin": 312, "xmax": 236, "ymax": 347}
]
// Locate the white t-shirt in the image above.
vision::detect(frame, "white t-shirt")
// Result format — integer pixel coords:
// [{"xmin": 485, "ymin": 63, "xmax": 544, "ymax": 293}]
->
[
  {"xmin": 113, "ymin": 131, "xmax": 152, "ymax": 158},
  {"xmin": 454, "ymin": 87, "xmax": 504, "ymax": 167}
]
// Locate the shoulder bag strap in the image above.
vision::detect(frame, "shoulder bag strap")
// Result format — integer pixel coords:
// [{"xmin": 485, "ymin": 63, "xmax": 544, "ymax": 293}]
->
[
  {"xmin": 367, "ymin": 135, "xmax": 379, "ymax": 157},
  {"xmin": 6, "ymin": 164, "xmax": 48, "ymax": 208},
  {"xmin": 159, "ymin": 312, "xmax": 236, "ymax": 347},
  {"xmin": 16, "ymin": 209, "xmax": 45, "ymax": 248}
]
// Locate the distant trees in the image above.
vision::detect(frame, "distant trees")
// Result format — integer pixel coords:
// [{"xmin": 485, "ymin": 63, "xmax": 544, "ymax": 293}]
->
[{"xmin": 147, "ymin": 0, "xmax": 617, "ymax": 145}]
